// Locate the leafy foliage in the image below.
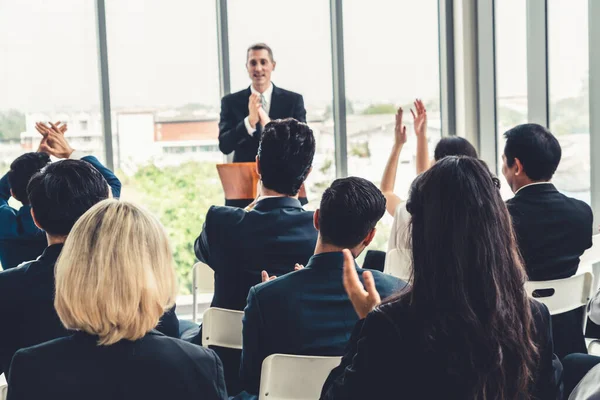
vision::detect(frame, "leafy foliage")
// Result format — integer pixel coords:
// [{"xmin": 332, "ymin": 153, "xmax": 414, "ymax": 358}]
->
[{"xmin": 0, "ymin": 110, "xmax": 25, "ymax": 140}]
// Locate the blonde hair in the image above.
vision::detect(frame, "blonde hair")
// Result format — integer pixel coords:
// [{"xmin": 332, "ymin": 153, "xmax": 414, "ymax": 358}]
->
[{"xmin": 55, "ymin": 199, "xmax": 177, "ymax": 345}]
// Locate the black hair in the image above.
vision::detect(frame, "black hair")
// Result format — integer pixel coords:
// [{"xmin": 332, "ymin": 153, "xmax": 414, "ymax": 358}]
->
[
  {"xmin": 318, "ymin": 177, "xmax": 386, "ymax": 248},
  {"xmin": 396, "ymin": 156, "xmax": 538, "ymax": 399},
  {"xmin": 27, "ymin": 159, "xmax": 110, "ymax": 236},
  {"xmin": 258, "ymin": 118, "xmax": 315, "ymax": 196},
  {"xmin": 7, "ymin": 152, "xmax": 51, "ymax": 204},
  {"xmin": 434, "ymin": 136, "xmax": 478, "ymax": 161},
  {"xmin": 503, "ymin": 123, "xmax": 561, "ymax": 181}
]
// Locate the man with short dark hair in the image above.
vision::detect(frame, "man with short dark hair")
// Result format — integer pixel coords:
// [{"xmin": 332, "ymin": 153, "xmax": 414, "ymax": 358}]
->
[
  {"xmin": 502, "ymin": 123, "xmax": 593, "ymax": 358},
  {"xmin": 218, "ymin": 43, "xmax": 306, "ymax": 163},
  {"xmin": 238, "ymin": 177, "xmax": 407, "ymax": 398}
]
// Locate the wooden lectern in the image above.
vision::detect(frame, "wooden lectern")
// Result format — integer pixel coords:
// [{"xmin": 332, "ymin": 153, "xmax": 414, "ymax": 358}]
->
[{"xmin": 216, "ymin": 162, "xmax": 307, "ymax": 208}]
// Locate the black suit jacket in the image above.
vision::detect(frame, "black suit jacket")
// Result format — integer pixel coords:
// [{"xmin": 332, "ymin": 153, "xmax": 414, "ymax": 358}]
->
[
  {"xmin": 195, "ymin": 197, "xmax": 318, "ymax": 311},
  {"xmin": 321, "ymin": 299, "xmax": 561, "ymax": 400},
  {"xmin": 506, "ymin": 183, "xmax": 593, "ymax": 281},
  {"xmin": 0, "ymin": 244, "xmax": 180, "ymax": 376},
  {"xmin": 218, "ymin": 85, "xmax": 307, "ymax": 162},
  {"xmin": 7, "ymin": 330, "xmax": 227, "ymax": 400},
  {"xmin": 240, "ymin": 251, "xmax": 407, "ymax": 395}
]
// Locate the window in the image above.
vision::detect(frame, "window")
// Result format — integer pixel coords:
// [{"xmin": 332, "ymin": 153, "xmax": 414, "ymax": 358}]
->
[
  {"xmin": 343, "ymin": 0, "xmax": 441, "ymax": 252},
  {"xmin": 227, "ymin": 0, "xmax": 335, "ymax": 208},
  {"xmin": 549, "ymin": 0, "xmax": 590, "ymax": 204},
  {"xmin": 105, "ymin": 0, "xmax": 221, "ymax": 293},
  {"xmin": 495, "ymin": 0, "xmax": 528, "ymax": 199}
]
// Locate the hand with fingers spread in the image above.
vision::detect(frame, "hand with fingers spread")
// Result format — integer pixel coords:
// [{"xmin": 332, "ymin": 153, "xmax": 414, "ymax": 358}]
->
[
  {"xmin": 36, "ymin": 122, "xmax": 75, "ymax": 159},
  {"xmin": 342, "ymin": 249, "xmax": 381, "ymax": 319},
  {"xmin": 35, "ymin": 121, "xmax": 67, "ymax": 153},
  {"xmin": 394, "ymin": 107, "xmax": 407, "ymax": 146},
  {"xmin": 248, "ymin": 93, "xmax": 261, "ymax": 128},
  {"xmin": 261, "ymin": 270, "xmax": 277, "ymax": 283},
  {"xmin": 411, "ymin": 99, "xmax": 427, "ymax": 138},
  {"xmin": 294, "ymin": 263, "xmax": 304, "ymax": 271}
]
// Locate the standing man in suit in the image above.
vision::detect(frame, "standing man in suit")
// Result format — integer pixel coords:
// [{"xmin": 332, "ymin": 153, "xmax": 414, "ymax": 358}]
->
[
  {"xmin": 218, "ymin": 43, "xmax": 307, "ymax": 163},
  {"xmin": 237, "ymin": 177, "xmax": 407, "ymax": 398},
  {"xmin": 502, "ymin": 123, "xmax": 593, "ymax": 357}
]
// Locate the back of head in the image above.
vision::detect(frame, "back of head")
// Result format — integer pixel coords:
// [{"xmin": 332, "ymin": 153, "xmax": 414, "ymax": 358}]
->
[
  {"xmin": 433, "ymin": 136, "xmax": 478, "ymax": 161},
  {"xmin": 404, "ymin": 156, "xmax": 538, "ymax": 399},
  {"xmin": 27, "ymin": 159, "xmax": 110, "ymax": 236},
  {"xmin": 503, "ymin": 123, "xmax": 561, "ymax": 180},
  {"xmin": 258, "ymin": 118, "xmax": 315, "ymax": 195},
  {"xmin": 7, "ymin": 152, "xmax": 51, "ymax": 204},
  {"xmin": 55, "ymin": 199, "xmax": 177, "ymax": 345},
  {"xmin": 318, "ymin": 177, "xmax": 386, "ymax": 248}
]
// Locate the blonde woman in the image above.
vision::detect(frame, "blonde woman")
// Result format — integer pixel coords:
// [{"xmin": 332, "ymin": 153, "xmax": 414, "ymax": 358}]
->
[{"xmin": 7, "ymin": 200, "xmax": 227, "ymax": 400}]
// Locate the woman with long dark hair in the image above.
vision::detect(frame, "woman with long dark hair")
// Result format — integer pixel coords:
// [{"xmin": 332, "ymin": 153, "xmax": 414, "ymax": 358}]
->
[{"xmin": 321, "ymin": 157, "xmax": 560, "ymax": 399}]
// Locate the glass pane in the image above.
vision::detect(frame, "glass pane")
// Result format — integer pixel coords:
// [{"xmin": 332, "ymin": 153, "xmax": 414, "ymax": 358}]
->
[
  {"xmin": 227, "ymin": 0, "xmax": 335, "ymax": 208},
  {"xmin": 549, "ymin": 0, "xmax": 590, "ymax": 204},
  {"xmin": 343, "ymin": 0, "xmax": 441, "ymax": 252},
  {"xmin": 495, "ymin": 0, "xmax": 528, "ymax": 199},
  {"xmin": 106, "ymin": 0, "xmax": 221, "ymax": 294}
]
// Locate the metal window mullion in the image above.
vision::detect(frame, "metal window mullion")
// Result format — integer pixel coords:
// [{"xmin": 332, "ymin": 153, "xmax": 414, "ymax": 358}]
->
[
  {"xmin": 216, "ymin": 0, "xmax": 231, "ymax": 98},
  {"xmin": 438, "ymin": 0, "xmax": 456, "ymax": 137},
  {"xmin": 329, "ymin": 0, "xmax": 348, "ymax": 178},
  {"xmin": 526, "ymin": 0, "xmax": 549, "ymax": 127},
  {"xmin": 95, "ymin": 0, "xmax": 114, "ymax": 170},
  {"xmin": 589, "ymin": 0, "xmax": 600, "ymax": 226}
]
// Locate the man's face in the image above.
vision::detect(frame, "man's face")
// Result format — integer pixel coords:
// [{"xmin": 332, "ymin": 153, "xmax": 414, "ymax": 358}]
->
[{"xmin": 246, "ymin": 49, "xmax": 275, "ymax": 88}]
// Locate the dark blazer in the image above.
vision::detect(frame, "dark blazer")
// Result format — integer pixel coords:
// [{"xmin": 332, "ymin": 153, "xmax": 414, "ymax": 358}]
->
[
  {"xmin": 0, "ymin": 155, "xmax": 122, "ymax": 270},
  {"xmin": 506, "ymin": 183, "xmax": 593, "ymax": 281},
  {"xmin": 7, "ymin": 330, "xmax": 228, "ymax": 400},
  {"xmin": 0, "ymin": 244, "xmax": 180, "ymax": 376},
  {"xmin": 218, "ymin": 85, "xmax": 307, "ymax": 162},
  {"xmin": 195, "ymin": 197, "xmax": 318, "ymax": 311},
  {"xmin": 240, "ymin": 251, "xmax": 407, "ymax": 396},
  {"xmin": 321, "ymin": 299, "xmax": 561, "ymax": 400}
]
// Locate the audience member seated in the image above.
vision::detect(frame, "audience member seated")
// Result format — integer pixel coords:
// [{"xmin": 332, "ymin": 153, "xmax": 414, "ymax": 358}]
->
[
  {"xmin": 238, "ymin": 177, "xmax": 406, "ymax": 398},
  {"xmin": 502, "ymin": 123, "xmax": 593, "ymax": 358},
  {"xmin": 321, "ymin": 157, "xmax": 562, "ymax": 400},
  {"xmin": 0, "ymin": 127, "xmax": 178, "ymax": 376},
  {"xmin": 380, "ymin": 100, "xmax": 477, "ymax": 275},
  {"xmin": 6, "ymin": 200, "xmax": 227, "ymax": 400},
  {"xmin": 194, "ymin": 118, "xmax": 318, "ymax": 312}
]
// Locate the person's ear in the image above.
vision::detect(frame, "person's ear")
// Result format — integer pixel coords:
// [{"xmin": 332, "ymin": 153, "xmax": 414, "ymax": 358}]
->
[
  {"xmin": 514, "ymin": 157, "xmax": 524, "ymax": 176},
  {"xmin": 30, "ymin": 208, "xmax": 43, "ymax": 231},
  {"xmin": 9, "ymin": 189, "xmax": 16, "ymax": 201},
  {"xmin": 272, "ymin": 60, "xmax": 276, "ymax": 71},
  {"xmin": 363, "ymin": 228, "xmax": 377, "ymax": 247},
  {"xmin": 313, "ymin": 209, "xmax": 320, "ymax": 231},
  {"xmin": 255, "ymin": 155, "xmax": 261, "ymax": 177}
]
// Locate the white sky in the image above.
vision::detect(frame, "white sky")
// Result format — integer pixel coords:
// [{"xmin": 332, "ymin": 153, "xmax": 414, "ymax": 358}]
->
[{"xmin": 0, "ymin": 0, "xmax": 589, "ymax": 112}]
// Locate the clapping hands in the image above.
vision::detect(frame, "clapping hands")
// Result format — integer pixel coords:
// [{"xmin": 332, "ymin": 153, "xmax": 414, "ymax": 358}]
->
[
  {"xmin": 35, "ymin": 122, "xmax": 74, "ymax": 159},
  {"xmin": 342, "ymin": 249, "xmax": 381, "ymax": 319}
]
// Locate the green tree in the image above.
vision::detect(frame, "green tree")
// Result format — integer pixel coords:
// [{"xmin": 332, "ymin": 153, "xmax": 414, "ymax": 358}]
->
[
  {"xmin": 362, "ymin": 103, "xmax": 397, "ymax": 115},
  {"xmin": 0, "ymin": 109, "xmax": 25, "ymax": 140}
]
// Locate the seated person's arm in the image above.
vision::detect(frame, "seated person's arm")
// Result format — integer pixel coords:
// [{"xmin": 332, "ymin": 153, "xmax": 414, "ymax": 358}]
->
[
  {"xmin": 0, "ymin": 173, "xmax": 10, "ymax": 205},
  {"xmin": 239, "ymin": 286, "xmax": 265, "ymax": 395},
  {"xmin": 380, "ymin": 108, "xmax": 406, "ymax": 216},
  {"xmin": 78, "ymin": 155, "xmax": 122, "ymax": 199}
]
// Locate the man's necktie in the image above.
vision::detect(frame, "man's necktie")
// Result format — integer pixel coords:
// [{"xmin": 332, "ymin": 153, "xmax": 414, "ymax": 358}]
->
[{"xmin": 260, "ymin": 94, "xmax": 267, "ymax": 112}]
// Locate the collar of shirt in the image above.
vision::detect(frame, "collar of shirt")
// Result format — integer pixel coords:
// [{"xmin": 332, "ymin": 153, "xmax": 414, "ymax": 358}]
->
[
  {"xmin": 515, "ymin": 181, "xmax": 554, "ymax": 195},
  {"xmin": 250, "ymin": 83, "xmax": 273, "ymax": 112}
]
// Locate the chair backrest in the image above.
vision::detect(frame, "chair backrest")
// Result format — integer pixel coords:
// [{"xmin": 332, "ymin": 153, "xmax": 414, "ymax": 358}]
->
[
  {"xmin": 0, "ymin": 373, "xmax": 7, "ymax": 400},
  {"xmin": 258, "ymin": 354, "xmax": 341, "ymax": 400},
  {"xmin": 580, "ymin": 234, "xmax": 600, "ymax": 266},
  {"xmin": 383, "ymin": 248, "xmax": 411, "ymax": 281},
  {"xmin": 201, "ymin": 307, "xmax": 244, "ymax": 349},
  {"xmin": 192, "ymin": 262, "xmax": 215, "ymax": 322},
  {"xmin": 525, "ymin": 272, "xmax": 594, "ymax": 316}
]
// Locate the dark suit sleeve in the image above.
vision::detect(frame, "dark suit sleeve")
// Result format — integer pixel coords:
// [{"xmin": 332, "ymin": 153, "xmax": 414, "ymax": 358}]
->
[
  {"xmin": 156, "ymin": 305, "xmax": 180, "ymax": 338},
  {"xmin": 320, "ymin": 311, "xmax": 403, "ymax": 400},
  {"xmin": 0, "ymin": 172, "xmax": 10, "ymax": 204},
  {"xmin": 194, "ymin": 207, "xmax": 214, "ymax": 269},
  {"xmin": 218, "ymin": 95, "xmax": 252, "ymax": 155},
  {"xmin": 532, "ymin": 302, "xmax": 563, "ymax": 400},
  {"xmin": 6, "ymin": 348, "xmax": 32, "ymax": 400},
  {"xmin": 239, "ymin": 286, "xmax": 264, "ymax": 395},
  {"xmin": 208, "ymin": 348, "xmax": 229, "ymax": 400},
  {"xmin": 81, "ymin": 155, "xmax": 122, "ymax": 199},
  {"xmin": 293, "ymin": 94, "xmax": 307, "ymax": 123},
  {"xmin": 0, "ymin": 173, "xmax": 18, "ymax": 239}
]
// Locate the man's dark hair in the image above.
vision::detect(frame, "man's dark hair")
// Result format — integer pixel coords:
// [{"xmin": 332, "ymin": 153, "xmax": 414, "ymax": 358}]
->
[
  {"xmin": 503, "ymin": 123, "xmax": 561, "ymax": 181},
  {"xmin": 7, "ymin": 152, "xmax": 51, "ymax": 204},
  {"xmin": 258, "ymin": 118, "xmax": 315, "ymax": 196},
  {"xmin": 434, "ymin": 137, "xmax": 478, "ymax": 161},
  {"xmin": 318, "ymin": 177, "xmax": 386, "ymax": 248},
  {"xmin": 27, "ymin": 159, "xmax": 110, "ymax": 236},
  {"xmin": 247, "ymin": 43, "xmax": 274, "ymax": 62}
]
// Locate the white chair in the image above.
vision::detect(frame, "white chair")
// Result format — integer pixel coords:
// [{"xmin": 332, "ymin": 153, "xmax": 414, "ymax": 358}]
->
[
  {"xmin": 524, "ymin": 272, "xmax": 593, "ymax": 331},
  {"xmin": 580, "ymin": 234, "xmax": 600, "ymax": 291},
  {"xmin": 258, "ymin": 354, "xmax": 341, "ymax": 400},
  {"xmin": 192, "ymin": 261, "xmax": 215, "ymax": 323},
  {"xmin": 0, "ymin": 373, "xmax": 7, "ymax": 400},
  {"xmin": 383, "ymin": 248, "xmax": 411, "ymax": 281},
  {"xmin": 201, "ymin": 307, "xmax": 244, "ymax": 349}
]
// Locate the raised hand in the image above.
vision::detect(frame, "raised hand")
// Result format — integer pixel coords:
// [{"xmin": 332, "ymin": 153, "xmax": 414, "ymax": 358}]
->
[
  {"xmin": 248, "ymin": 93, "xmax": 261, "ymax": 128},
  {"xmin": 294, "ymin": 263, "xmax": 304, "ymax": 271},
  {"xmin": 411, "ymin": 99, "xmax": 427, "ymax": 138},
  {"xmin": 394, "ymin": 107, "xmax": 407, "ymax": 146},
  {"xmin": 258, "ymin": 106, "xmax": 271, "ymax": 126},
  {"xmin": 342, "ymin": 249, "xmax": 381, "ymax": 319},
  {"xmin": 36, "ymin": 122, "xmax": 74, "ymax": 159},
  {"xmin": 261, "ymin": 270, "xmax": 277, "ymax": 283}
]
